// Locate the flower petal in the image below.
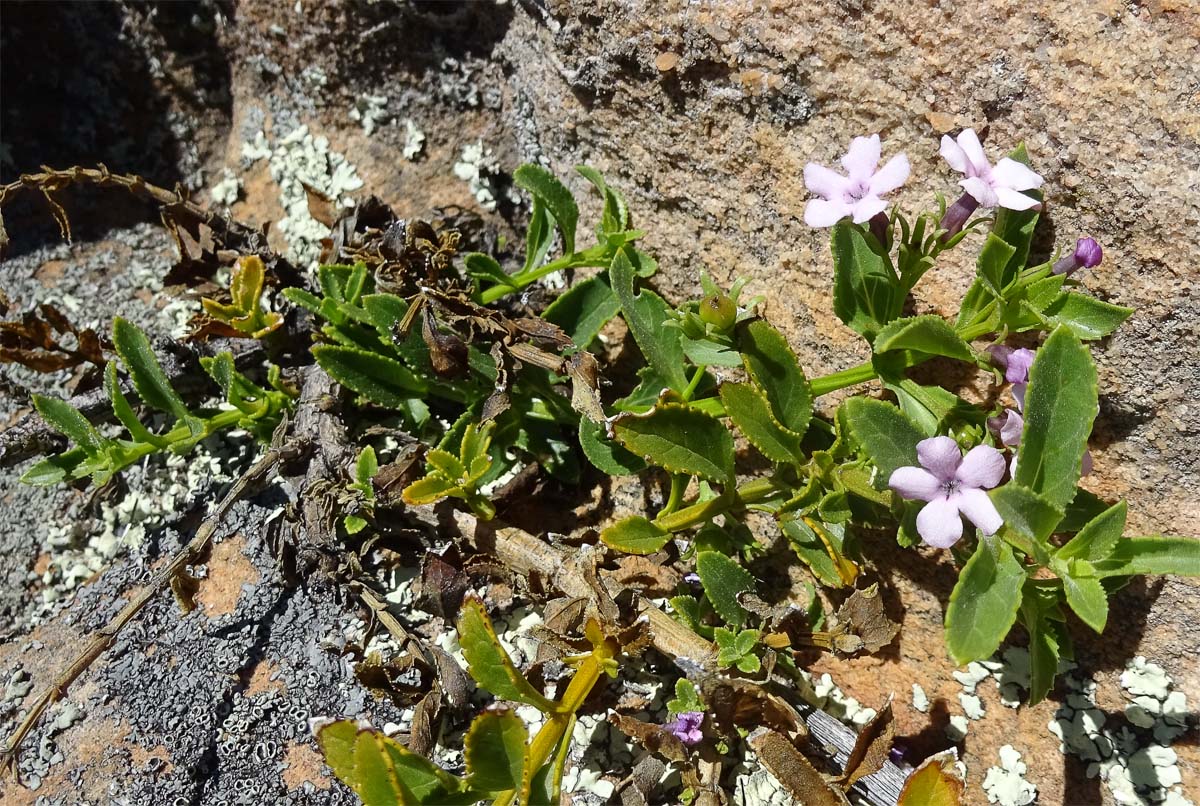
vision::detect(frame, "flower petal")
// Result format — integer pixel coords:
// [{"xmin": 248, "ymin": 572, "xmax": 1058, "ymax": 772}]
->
[
  {"xmin": 994, "ymin": 187, "xmax": 1041, "ymax": 211},
  {"xmin": 889, "ymin": 466, "xmax": 943, "ymax": 502},
  {"xmin": 956, "ymin": 487, "xmax": 1003, "ymax": 535},
  {"xmin": 917, "ymin": 436, "xmax": 962, "ymax": 481},
  {"xmin": 956, "ymin": 128, "xmax": 991, "ymax": 176},
  {"xmin": 869, "ymin": 153, "xmax": 910, "ymax": 196},
  {"xmin": 989, "ymin": 344, "xmax": 1014, "ymax": 369},
  {"xmin": 803, "ymin": 162, "xmax": 850, "ymax": 200},
  {"xmin": 996, "ymin": 410, "xmax": 1023, "ymax": 447},
  {"xmin": 841, "ymin": 134, "xmax": 881, "ymax": 182},
  {"xmin": 960, "ymin": 176, "xmax": 998, "ymax": 208},
  {"xmin": 850, "ymin": 195, "xmax": 888, "ymax": 224},
  {"xmin": 939, "ymin": 134, "xmax": 969, "ymax": 175},
  {"xmin": 992, "ymin": 158, "xmax": 1044, "ymax": 191},
  {"xmin": 1004, "ymin": 348, "xmax": 1036, "ymax": 384},
  {"xmin": 916, "ymin": 496, "xmax": 964, "ymax": 548},
  {"xmin": 957, "ymin": 445, "xmax": 1007, "ymax": 489},
  {"xmin": 804, "ymin": 198, "xmax": 851, "ymax": 227},
  {"xmin": 1013, "ymin": 382, "xmax": 1026, "ymax": 412},
  {"xmin": 1082, "ymin": 449, "xmax": 1094, "ymax": 477}
]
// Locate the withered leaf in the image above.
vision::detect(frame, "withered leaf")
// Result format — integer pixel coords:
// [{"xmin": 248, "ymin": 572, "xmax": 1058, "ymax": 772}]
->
[
  {"xmin": 355, "ymin": 651, "xmax": 432, "ymax": 706},
  {"xmin": 608, "ymin": 713, "xmax": 690, "ymax": 765},
  {"xmin": 608, "ymin": 555, "xmax": 681, "ymax": 597},
  {"xmin": 898, "ymin": 749, "xmax": 965, "ymax": 806},
  {"xmin": 747, "ymin": 728, "xmax": 849, "ymax": 806},
  {"xmin": 302, "ymin": 181, "xmax": 338, "ymax": 228},
  {"xmin": 408, "ymin": 680, "xmax": 442, "ymax": 757},
  {"xmin": 834, "ymin": 583, "xmax": 899, "ymax": 654},
  {"xmin": 694, "ymin": 671, "xmax": 805, "ymax": 740},
  {"xmin": 421, "ymin": 307, "xmax": 468, "ymax": 377},
  {"xmin": 417, "ymin": 545, "xmax": 469, "ymax": 619},
  {"xmin": 482, "ymin": 342, "xmax": 511, "ymax": 422},
  {"xmin": 566, "ymin": 349, "xmax": 606, "ymax": 423},
  {"xmin": 838, "ymin": 698, "xmax": 894, "ymax": 788}
]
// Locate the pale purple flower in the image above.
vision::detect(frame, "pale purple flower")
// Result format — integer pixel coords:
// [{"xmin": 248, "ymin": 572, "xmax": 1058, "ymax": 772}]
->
[
  {"xmin": 888, "ymin": 436, "xmax": 1005, "ymax": 548},
  {"xmin": 1053, "ymin": 237, "xmax": 1104, "ymax": 276},
  {"xmin": 666, "ymin": 711, "xmax": 704, "ymax": 745},
  {"xmin": 803, "ymin": 134, "xmax": 910, "ymax": 228},
  {"xmin": 990, "ymin": 345, "xmax": 1036, "ymax": 410},
  {"xmin": 940, "ymin": 129, "xmax": 1044, "ymax": 211},
  {"xmin": 989, "ymin": 407, "xmax": 1093, "ymax": 478}
]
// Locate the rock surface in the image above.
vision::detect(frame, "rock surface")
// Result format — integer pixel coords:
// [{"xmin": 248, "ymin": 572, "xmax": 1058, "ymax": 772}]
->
[{"xmin": 2, "ymin": 1, "xmax": 1197, "ymax": 804}]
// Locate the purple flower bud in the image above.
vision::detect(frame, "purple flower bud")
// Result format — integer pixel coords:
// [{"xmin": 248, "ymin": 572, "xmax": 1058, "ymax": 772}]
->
[
  {"xmin": 666, "ymin": 711, "xmax": 704, "ymax": 745},
  {"xmin": 938, "ymin": 192, "xmax": 980, "ymax": 241},
  {"xmin": 1053, "ymin": 237, "xmax": 1103, "ymax": 276}
]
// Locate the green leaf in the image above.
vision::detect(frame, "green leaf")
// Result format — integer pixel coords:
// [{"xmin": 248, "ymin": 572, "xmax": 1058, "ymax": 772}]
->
[
  {"xmin": 283, "ymin": 286, "xmax": 323, "ymax": 314},
  {"xmin": 882, "ymin": 379, "xmax": 972, "ymax": 438},
  {"xmin": 1056, "ymin": 501, "xmax": 1126, "ymax": 562},
  {"xmin": 1057, "ymin": 488, "xmax": 1111, "ymax": 533},
  {"xmin": 944, "ymin": 537, "xmax": 1026, "ymax": 664},
  {"xmin": 668, "ymin": 595, "xmax": 712, "ymax": 639},
  {"xmin": 736, "ymin": 319, "xmax": 812, "ymax": 437},
  {"xmin": 316, "ymin": 721, "xmax": 468, "ymax": 805},
  {"xmin": 356, "ymin": 445, "xmax": 379, "ymax": 486},
  {"xmin": 778, "ymin": 517, "xmax": 855, "ymax": 588},
  {"xmin": 609, "ymin": 249, "xmax": 688, "ymax": 392},
  {"xmin": 667, "ymin": 679, "xmax": 706, "ymax": 716},
  {"xmin": 1041, "ymin": 292, "xmax": 1133, "ymax": 340},
  {"xmin": 313, "ymin": 345, "xmax": 429, "ymax": 407},
  {"xmin": 601, "ymin": 515, "xmax": 672, "ymax": 555},
  {"xmin": 464, "ymin": 253, "xmax": 517, "ymax": 293},
  {"xmin": 402, "ymin": 475, "xmax": 460, "ymax": 506},
  {"xmin": 696, "ymin": 551, "xmax": 755, "ymax": 628},
  {"xmin": 577, "ymin": 418, "xmax": 647, "ymax": 475},
  {"xmin": 872, "ymin": 315, "xmax": 974, "ymax": 362},
  {"xmin": 32, "ymin": 395, "xmax": 108, "ymax": 458},
  {"xmin": 955, "ymin": 278, "xmax": 995, "ymax": 331},
  {"xmin": 457, "ymin": 597, "xmax": 558, "ymax": 712},
  {"xmin": 976, "ymin": 233, "xmax": 1018, "ymax": 298},
  {"xmin": 465, "ymin": 710, "xmax": 529, "ymax": 794},
  {"xmin": 1095, "ymin": 536, "xmax": 1200, "ymax": 578},
  {"xmin": 104, "ymin": 363, "xmax": 168, "ymax": 448},
  {"xmin": 991, "ymin": 485, "xmax": 1064, "ymax": 545},
  {"xmin": 613, "ymin": 404, "xmax": 734, "ymax": 484},
  {"xmin": 20, "ymin": 450, "xmax": 91, "ymax": 485},
  {"xmin": 1013, "ymin": 327, "xmax": 1098, "ymax": 510},
  {"xmin": 719, "ymin": 382, "xmax": 804, "ymax": 464},
  {"xmin": 830, "ymin": 221, "xmax": 902, "ymax": 341},
  {"xmin": 111, "ymin": 317, "xmax": 192, "ymax": 422},
  {"xmin": 542, "ymin": 275, "xmax": 620, "ymax": 347},
  {"xmin": 522, "ymin": 201, "xmax": 555, "ymax": 274},
  {"xmin": 1019, "ymin": 583, "xmax": 1065, "ymax": 705},
  {"xmin": 1062, "ymin": 572, "xmax": 1108, "ymax": 633},
  {"xmin": 841, "ymin": 398, "xmax": 923, "ymax": 489},
  {"xmin": 514, "ymin": 164, "xmax": 579, "ymax": 255},
  {"xmin": 576, "ymin": 165, "xmax": 629, "ymax": 234}
]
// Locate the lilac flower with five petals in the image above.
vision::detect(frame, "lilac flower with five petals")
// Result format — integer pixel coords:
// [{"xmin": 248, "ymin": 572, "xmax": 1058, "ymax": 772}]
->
[
  {"xmin": 940, "ymin": 129, "xmax": 1044, "ymax": 211},
  {"xmin": 803, "ymin": 134, "xmax": 910, "ymax": 228},
  {"xmin": 989, "ymin": 345, "xmax": 1036, "ymax": 410},
  {"xmin": 888, "ymin": 436, "xmax": 1006, "ymax": 549},
  {"xmin": 666, "ymin": 711, "xmax": 704, "ymax": 746}
]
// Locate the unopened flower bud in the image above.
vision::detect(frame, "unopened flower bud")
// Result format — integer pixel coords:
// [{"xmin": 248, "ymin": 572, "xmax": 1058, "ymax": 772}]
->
[
  {"xmin": 1053, "ymin": 237, "xmax": 1103, "ymax": 276},
  {"xmin": 698, "ymin": 293, "xmax": 737, "ymax": 331}
]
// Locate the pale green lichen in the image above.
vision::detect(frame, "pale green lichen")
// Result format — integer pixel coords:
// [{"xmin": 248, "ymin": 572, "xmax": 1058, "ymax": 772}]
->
[{"xmin": 982, "ymin": 745, "xmax": 1037, "ymax": 806}]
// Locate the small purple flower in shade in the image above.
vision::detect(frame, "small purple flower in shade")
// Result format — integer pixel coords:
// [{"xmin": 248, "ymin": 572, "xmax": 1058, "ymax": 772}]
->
[
  {"xmin": 683, "ymin": 572, "xmax": 701, "ymax": 585},
  {"xmin": 939, "ymin": 129, "xmax": 1045, "ymax": 212},
  {"xmin": 803, "ymin": 134, "xmax": 910, "ymax": 228},
  {"xmin": 888, "ymin": 436, "xmax": 1006, "ymax": 549},
  {"xmin": 1053, "ymin": 237, "xmax": 1104, "ymax": 276},
  {"xmin": 666, "ymin": 711, "xmax": 704, "ymax": 746},
  {"xmin": 989, "ymin": 345, "xmax": 1037, "ymax": 410},
  {"xmin": 989, "ymin": 408, "xmax": 1093, "ymax": 478}
]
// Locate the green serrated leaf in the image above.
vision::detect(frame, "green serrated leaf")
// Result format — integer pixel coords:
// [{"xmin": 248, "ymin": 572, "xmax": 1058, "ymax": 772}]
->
[
  {"xmin": 1019, "ymin": 583, "xmax": 1064, "ymax": 706},
  {"xmin": 613, "ymin": 404, "xmax": 734, "ymax": 484},
  {"xmin": 402, "ymin": 475, "xmax": 460, "ymax": 506},
  {"xmin": 1041, "ymin": 292, "xmax": 1133, "ymax": 340},
  {"xmin": 991, "ymin": 485, "xmax": 1064, "ymax": 545},
  {"xmin": 542, "ymin": 275, "xmax": 620, "ymax": 347},
  {"xmin": 976, "ymin": 233, "xmax": 1018, "ymax": 299},
  {"xmin": 737, "ymin": 319, "xmax": 812, "ymax": 437},
  {"xmin": 944, "ymin": 537, "xmax": 1026, "ymax": 664},
  {"xmin": 830, "ymin": 221, "xmax": 902, "ymax": 341},
  {"xmin": 719, "ymin": 382, "xmax": 804, "ymax": 464},
  {"xmin": 356, "ymin": 445, "xmax": 379, "ymax": 486},
  {"xmin": 1061, "ymin": 573, "xmax": 1108, "ymax": 633},
  {"xmin": 514, "ymin": 164, "xmax": 579, "ymax": 255},
  {"xmin": 578, "ymin": 418, "xmax": 647, "ymax": 475},
  {"xmin": 872, "ymin": 315, "xmax": 974, "ymax": 362},
  {"xmin": 1057, "ymin": 488, "xmax": 1111, "ymax": 533},
  {"xmin": 104, "ymin": 363, "xmax": 169, "ymax": 448},
  {"xmin": 696, "ymin": 551, "xmax": 755, "ymax": 628},
  {"xmin": 1013, "ymin": 327, "xmax": 1098, "ymax": 510},
  {"xmin": 842, "ymin": 397, "xmax": 923, "ymax": 490},
  {"xmin": 317, "ymin": 721, "xmax": 470, "ymax": 805},
  {"xmin": 313, "ymin": 344, "xmax": 429, "ymax": 408},
  {"xmin": 457, "ymin": 598, "xmax": 558, "ymax": 712},
  {"xmin": 669, "ymin": 595, "xmax": 712, "ymax": 639},
  {"xmin": 610, "ymin": 249, "xmax": 688, "ymax": 392},
  {"xmin": 465, "ymin": 710, "xmax": 529, "ymax": 794},
  {"xmin": 1094, "ymin": 536, "xmax": 1200, "ymax": 578},
  {"xmin": 111, "ymin": 317, "xmax": 192, "ymax": 422},
  {"xmin": 32, "ymin": 394, "xmax": 108, "ymax": 458},
  {"xmin": 464, "ymin": 252, "xmax": 517, "ymax": 292},
  {"xmin": 576, "ymin": 165, "xmax": 629, "ymax": 234},
  {"xmin": 778, "ymin": 517, "xmax": 855, "ymax": 588},
  {"xmin": 1056, "ymin": 501, "xmax": 1126, "ymax": 562},
  {"xmin": 601, "ymin": 515, "xmax": 672, "ymax": 555}
]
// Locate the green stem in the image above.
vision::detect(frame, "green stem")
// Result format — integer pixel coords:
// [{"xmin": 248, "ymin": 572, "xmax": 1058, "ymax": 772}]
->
[
  {"xmin": 681, "ymin": 364, "xmax": 707, "ymax": 402},
  {"xmin": 654, "ymin": 476, "xmax": 781, "ymax": 533},
  {"xmin": 478, "ymin": 251, "xmax": 609, "ymax": 305},
  {"xmin": 662, "ymin": 474, "xmax": 687, "ymax": 516}
]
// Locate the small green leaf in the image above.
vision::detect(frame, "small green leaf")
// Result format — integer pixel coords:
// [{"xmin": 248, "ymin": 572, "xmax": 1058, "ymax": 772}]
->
[
  {"xmin": 111, "ymin": 317, "xmax": 191, "ymax": 422},
  {"xmin": 356, "ymin": 445, "xmax": 379, "ymax": 486},
  {"xmin": 316, "ymin": 721, "xmax": 468, "ymax": 805},
  {"xmin": 1041, "ymin": 292, "xmax": 1133, "ymax": 340},
  {"xmin": 736, "ymin": 319, "xmax": 812, "ymax": 437},
  {"xmin": 831, "ymin": 221, "xmax": 902, "ymax": 341},
  {"xmin": 613, "ymin": 403, "xmax": 734, "ymax": 484},
  {"xmin": 666, "ymin": 679, "xmax": 706, "ymax": 716},
  {"xmin": 719, "ymin": 382, "xmax": 804, "ymax": 464},
  {"xmin": 976, "ymin": 233, "xmax": 1018, "ymax": 298},
  {"xmin": 1013, "ymin": 327, "xmax": 1098, "ymax": 510},
  {"xmin": 1019, "ymin": 585, "xmax": 1065, "ymax": 706},
  {"xmin": 778, "ymin": 517, "xmax": 855, "ymax": 588},
  {"xmin": 464, "ymin": 253, "xmax": 517, "ymax": 293},
  {"xmin": 457, "ymin": 597, "xmax": 558, "ymax": 712},
  {"xmin": 601, "ymin": 515, "xmax": 672, "ymax": 555},
  {"xmin": 542, "ymin": 275, "xmax": 620, "ymax": 347},
  {"xmin": 842, "ymin": 398, "xmax": 923, "ymax": 489},
  {"xmin": 402, "ymin": 475, "xmax": 459, "ymax": 506},
  {"xmin": 576, "ymin": 165, "xmax": 629, "ymax": 234},
  {"xmin": 465, "ymin": 710, "xmax": 529, "ymax": 794},
  {"xmin": 610, "ymin": 249, "xmax": 688, "ymax": 392},
  {"xmin": 1062, "ymin": 573, "xmax": 1108, "ymax": 633},
  {"xmin": 1094, "ymin": 536, "xmax": 1200, "ymax": 578},
  {"xmin": 696, "ymin": 551, "xmax": 755, "ymax": 628},
  {"xmin": 578, "ymin": 418, "xmax": 647, "ymax": 475},
  {"xmin": 872, "ymin": 315, "xmax": 974, "ymax": 362},
  {"xmin": 1057, "ymin": 488, "xmax": 1112, "ymax": 533},
  {"xmin": 989, "ymin": 144, "xmax": 1041, "ymax": 285},
  {"xmin": 1056, "ymin": 501, "xmax": 1126, "ymax": 562},
  {"xmin": 313, "ymin": 344, "xmax": 430, "ymax": 407},
  {"xmin": 882, "ymin": 379, "xmax": 971, "ymax": 438},
  {"xmin": 104, "ymin": 363, "xmax": 168, "ymax": 448},
  {"xmin": 991, "ymin": 485, "xmax": 1064, "ymax": 545},
  {"xmin": 668, "ymin": 595, "xmax": 712, "ymax": 639},
  {"xmin": 32, "ymin": 395, "xmax": 108, "ymax": 458},
  {"xmin": 514, "ymin": 164, "xmax": 579, "ymax": 255},
  {"xmin": 944, "ymin": 537, "xmax": 1026, "ymax": 664}
]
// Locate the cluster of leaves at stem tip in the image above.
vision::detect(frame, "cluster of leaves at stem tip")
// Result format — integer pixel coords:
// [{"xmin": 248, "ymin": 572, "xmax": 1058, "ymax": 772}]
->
[{"xmin": 19, "ymin": 144, "xmax": 1200, "ymax": 806}]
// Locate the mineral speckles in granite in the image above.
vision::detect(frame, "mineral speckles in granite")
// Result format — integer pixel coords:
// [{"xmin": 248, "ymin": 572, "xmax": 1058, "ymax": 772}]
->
[{"xmin": 1048, "ymin": 657, "xmax": 1194, "ymax": 805}]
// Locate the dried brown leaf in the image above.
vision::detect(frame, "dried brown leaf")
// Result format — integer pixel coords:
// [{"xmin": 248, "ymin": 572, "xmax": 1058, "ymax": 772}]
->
[
  {"xmin": 838, "ymin": 698, "xmax": 894, "ymax": 788},
  {"xmin": 835, "ymin": 583, "xmax": 899, "ymax": 654},
  {"xmin": 608, "ymin": 556, "xmax": 681, "ymax": 596},
  {"xmin": 608, "ymin": 713, "xmax": 690, "ymax": 765},
  {"xmin": 747, "ymin": 728, "xmax": 849, "ymax": 806}
]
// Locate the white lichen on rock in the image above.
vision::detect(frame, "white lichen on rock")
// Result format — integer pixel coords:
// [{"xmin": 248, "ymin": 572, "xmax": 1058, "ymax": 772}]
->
[
  {"xmin": 350, "ymin": 93, "xmax": 391, "ymax": 136},
  {"xmin": 453, "ymin": 141, "xmax": 502, "ymax": 212},
  {"xmin": 946, "ymin": 714, "xmax": 969, "ymax": 742},
  {"xmin": 911, "ymin": 683, "xmax": 930, "ymax": 713},
  {"xmin": 402, "ymin": 119, "xmax": 426, "ymax": 160},
  {"xmin": 210, "ymin": 167, "xmax": 242, "ymax": 206},
  {"xmin": 982, "ymin": 745, "xmax": 1037, "ymax": 805},
  {"xmin": 960, "ymin": 692, "xmax": 986, "ymax": 720}
]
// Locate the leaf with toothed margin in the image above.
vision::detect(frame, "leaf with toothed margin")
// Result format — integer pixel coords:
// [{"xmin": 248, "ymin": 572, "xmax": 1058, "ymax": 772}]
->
[
  {"xmin": 945, "ymin": 536, "xmax": 1026, "ymax": 665},
  {"xmin": 457, "ymin": 598, "xmax": 558, "ymax": 712},
  {"xmin": 613, "ymin": 403, "xmax": 734, "ymax": 484}
]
